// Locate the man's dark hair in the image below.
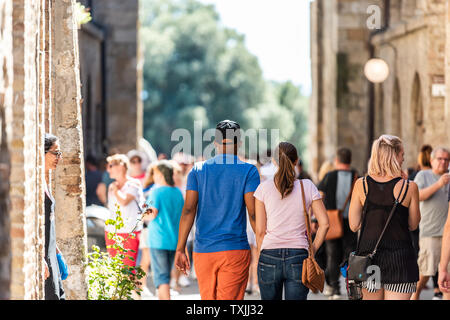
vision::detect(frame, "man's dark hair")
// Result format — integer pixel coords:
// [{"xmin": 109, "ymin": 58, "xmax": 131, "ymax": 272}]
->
[
  {"xmin": 337, "ymin": 147, "xmax": 352, "ymax": 165},
  {"xmin": 215, "ymin": 120, "xmax": 241, "ymax": 144},
  {"xmin": 86, "ymin": 154, "xmax": 98, "ymax": 167}
]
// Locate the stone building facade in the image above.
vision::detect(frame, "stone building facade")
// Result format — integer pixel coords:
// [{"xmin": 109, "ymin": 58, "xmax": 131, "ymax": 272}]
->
[
  {"xmin": 310, "ymin": 0, "xmax": 450, "ymax": 179},
  {"xmin": 78, "ymin": 0, "xmax": 141, "ymax": 159},
  {"xmin": 0, "ymin": 0, "xmax": 141, "ymax": 300}
]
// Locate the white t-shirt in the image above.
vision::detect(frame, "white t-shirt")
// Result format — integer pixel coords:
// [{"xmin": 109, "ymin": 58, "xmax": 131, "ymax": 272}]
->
[
  {"xmin": 254, "ymin": 179, "xmax": 321, "ymax": 251},
  {"xmin": 106, "ymin": 179, "xmax": 145, "ymax": 234}
]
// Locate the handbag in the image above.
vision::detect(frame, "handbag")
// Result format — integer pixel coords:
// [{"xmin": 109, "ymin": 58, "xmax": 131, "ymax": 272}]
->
[
  {"xmin": 325, "ymin": 173, "xmax": 357, "ymax": 240},
  {"xmin": 299, "ymin": 179, "xmax": 325, "ymax": 293},
  {"xmin": 347, "ymin": 177, "xmax": 409, "ymax": 282}
]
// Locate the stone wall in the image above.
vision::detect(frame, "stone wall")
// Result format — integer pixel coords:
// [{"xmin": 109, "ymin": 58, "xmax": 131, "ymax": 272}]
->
[
  {"xmin": 9, "ymin": 0, "xmax": 45, "ymax": 300},
  {"xmin": 52, "ymin": 0, "xmax": 87, "ymax": 300},
  {"xmin": 447, "ymin": 0, "xmax": 450, "ymax": 140},
  {"xmin": 81, "ymin": 0, "xmax": 141, "ymax": 155},
  {"xmin": 310, "ymin": 0, "xmax": 383, "ymax": 178},
  {"xmin": 0, "ymin": 0, "xmax": 88, "ymax": 300},
  {"xmin": 372, "ymin": 0, "xmax": 448, "ymax": 169},
  {"xmin": 0, "ymin": 0, "xmax": 13, "ymax": 300},
  {"xmin": 310, "ymin": 0, "xmax": 450, "ymax": 178}
]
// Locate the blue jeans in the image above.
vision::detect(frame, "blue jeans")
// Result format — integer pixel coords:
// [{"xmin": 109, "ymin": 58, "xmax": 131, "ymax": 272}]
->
[
  {"xmin": 149, "ymin": 248, "xmax": 176, "ymax": 289},
  {"xmin": 257, "ymin": 248, "xmax": 309, "ymax": 300}
]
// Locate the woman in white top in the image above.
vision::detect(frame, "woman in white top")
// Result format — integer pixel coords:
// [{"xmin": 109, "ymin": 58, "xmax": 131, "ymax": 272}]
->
[
  {"xmin": 255, "ymin": 142, "xmax": 329, "ymax": 300},
  {"xmin": 105, "ymin": 154, "xmax": 145, "ymax": 267}
]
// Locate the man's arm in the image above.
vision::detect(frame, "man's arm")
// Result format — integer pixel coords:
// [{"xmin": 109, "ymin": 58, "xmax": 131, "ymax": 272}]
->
[
  {"xmin": 244, "ymin": 192, "xmax": 256, "ymax": 234},
  {"xmin": 438, "ymin": 206, "xmax": 450, "ymax": 293},
  {"xmin": 418, "ymin": 173, "xmax": 450, "ymax": 201},
  {"xmin": 175, "ymin": 190, "xmax": 198, "ymax": 275}
]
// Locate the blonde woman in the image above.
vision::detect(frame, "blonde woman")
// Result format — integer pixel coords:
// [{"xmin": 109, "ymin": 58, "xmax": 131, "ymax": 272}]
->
[{"xmin": 348, "ymin": 135, "xmax": 421, "ymax": 300}]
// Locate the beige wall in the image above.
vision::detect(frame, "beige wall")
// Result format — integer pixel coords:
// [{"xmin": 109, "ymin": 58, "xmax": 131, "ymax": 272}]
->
[
  {"xmin": 310, "ymin": 0, "xmax": 450, "ymax": 179},
  {"xmin": 372, "ymin": 0, "xmax": 448, "ymax": 169}
]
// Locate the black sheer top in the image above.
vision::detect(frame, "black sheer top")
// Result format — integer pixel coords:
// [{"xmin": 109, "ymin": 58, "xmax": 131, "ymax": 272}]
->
[{"xmin": 356, "ymin": 176, "xmax": 419, "ymax": 284}]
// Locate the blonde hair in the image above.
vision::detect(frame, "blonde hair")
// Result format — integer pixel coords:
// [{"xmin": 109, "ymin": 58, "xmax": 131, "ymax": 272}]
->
[
  {"xmin": 368, "ymin": 135, "xmax": 403, "ymax": 177},
  {"xmin": 106, "ymin": 154, "xmax": 130, "ymax": 170},
  {"xmin": 143, "ymin": 163, "xmax": 156, "ymax": 188}
]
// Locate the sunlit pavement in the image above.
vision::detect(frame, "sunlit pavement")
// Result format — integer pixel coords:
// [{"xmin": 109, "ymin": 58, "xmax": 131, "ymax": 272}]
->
[{"xmin": 141, "ymin": 274, "xmax": 437, "ymax": 301}]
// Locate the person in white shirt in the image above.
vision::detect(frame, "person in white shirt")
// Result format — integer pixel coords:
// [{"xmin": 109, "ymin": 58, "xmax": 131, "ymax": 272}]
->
[{"xmin": 105, "ymin": 154, "xmax": 145, "ymax": 267}]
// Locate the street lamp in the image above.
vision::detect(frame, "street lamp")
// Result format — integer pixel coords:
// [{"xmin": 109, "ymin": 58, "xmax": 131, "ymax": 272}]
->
[{"xmin": 364, "ymin": 58, "xmax": 390, "ymax": 83}]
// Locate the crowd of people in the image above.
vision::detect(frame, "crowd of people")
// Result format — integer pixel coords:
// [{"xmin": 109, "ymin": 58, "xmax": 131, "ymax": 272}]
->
[{"xmin": 43, "ymin": 119, "xmax": 450, "ymax": 301}]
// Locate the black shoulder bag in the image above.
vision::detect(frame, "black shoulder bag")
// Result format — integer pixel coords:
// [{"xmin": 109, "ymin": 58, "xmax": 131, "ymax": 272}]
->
[{"xmin": 347, "ymin": 177, "xmax": 409, "ymax": 282}]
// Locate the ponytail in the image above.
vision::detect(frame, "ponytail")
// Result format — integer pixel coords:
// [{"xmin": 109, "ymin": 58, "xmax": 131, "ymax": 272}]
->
[{"xmin": 274, "ymin": 142, "xmax": 298, "ymax": 199}]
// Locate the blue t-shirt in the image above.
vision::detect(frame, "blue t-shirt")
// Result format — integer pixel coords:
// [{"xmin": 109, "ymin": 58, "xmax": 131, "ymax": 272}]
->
[
  {"xmin": 146, "ymin": 186, "xmax": 184, "ymax": 250},
  {"xmin": 186, "ymin": 154, "xmax": 261, "ymax": 253}
]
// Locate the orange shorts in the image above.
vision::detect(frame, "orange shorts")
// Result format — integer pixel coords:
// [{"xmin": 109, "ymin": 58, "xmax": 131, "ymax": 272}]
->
[{"xmin": 193, "ymin": 249, "xmax": 251, "ymax": 300}]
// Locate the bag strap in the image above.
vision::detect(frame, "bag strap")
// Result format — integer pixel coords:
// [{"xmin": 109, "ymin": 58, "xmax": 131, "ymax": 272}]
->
[
  {"xmin": 339, "ymin": 172, "xmax": 358, "ymax": 212},
  {"xmin": 300, "ymin": 179, "xmax": 314, "ymax": 258},
  {"xmin": 368, "ymin": 178, "xmax": 408, "ymax": 258},
  {"xmin": 355, "ymin": 176, "xmax": 369, "ymax": 253}
]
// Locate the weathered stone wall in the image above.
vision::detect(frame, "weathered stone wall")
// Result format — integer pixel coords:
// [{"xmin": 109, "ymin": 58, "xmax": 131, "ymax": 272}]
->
[
  {"xmin": 79, "ymin": 21, "xmax": 105, "ymax": 159},
  {"xmin": 310, "ymin": 0, "xmax": 450, "ymax": 177},
  {"xmin": 0, "ymin": 0, "xmax": 13, "ymax": 300},
  {"xmin": 91, "ymin": 0, "xmax": 140, "ymax": 154},
  {"xmin": 447, "ymin": 0, "xmax": 450, "ymax": 141},
  {"xmin": 309, "ymin": 0, "xmax": 339, "ymax": 182},
  {"xmin": 372, "ymin": 0, "xmax": 448, "ymax": 169},
  {"xmin": 52, "ymin": 0, "xmax": 87, "ymax": 300},
  {"xmin": 310, "ymin": 0, "xmax": 382, "ymax": 178},
  {"xmin": 335, "ymin": 0, "xmax": 384, "ymax": 175},
  {"xmin": 9, "ymin": 0, "xmax": 45, "ymax": 300}
]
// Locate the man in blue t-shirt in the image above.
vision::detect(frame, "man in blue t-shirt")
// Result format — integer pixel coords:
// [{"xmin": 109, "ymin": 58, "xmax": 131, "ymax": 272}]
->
[{"xmin": 174, "ymin": 120, "xmax": 260, "ymax": 300}]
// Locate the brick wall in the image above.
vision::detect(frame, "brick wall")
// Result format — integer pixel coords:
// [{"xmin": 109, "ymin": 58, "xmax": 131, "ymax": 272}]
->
[
  {"xmin": 9, "ymin": 0, "xmax": 44, "ymax": 300},
  {"xmin": 0, "ymin": 0, "xmax": 13, "ymax": 300}
]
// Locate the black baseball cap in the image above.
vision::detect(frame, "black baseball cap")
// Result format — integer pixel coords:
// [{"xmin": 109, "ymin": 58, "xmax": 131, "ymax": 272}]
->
[{"xmin": 214, "ymin": 120, "xmax": 241, "ymax": 145}]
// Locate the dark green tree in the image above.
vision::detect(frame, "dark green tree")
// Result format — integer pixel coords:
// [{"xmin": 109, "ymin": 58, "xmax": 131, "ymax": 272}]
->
[
  {"xmin": 140, "ymin": 0, "xmax": 265, "ymax": 156},
  {"xmin": 140, "ymin": 0, "xmax": 309, "ymax": 167}
]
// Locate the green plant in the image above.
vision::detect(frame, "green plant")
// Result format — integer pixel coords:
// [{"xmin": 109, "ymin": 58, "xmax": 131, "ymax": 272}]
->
[{"xmin": 86, "ymin": 204, "xmax": 147, "ymax": 300}]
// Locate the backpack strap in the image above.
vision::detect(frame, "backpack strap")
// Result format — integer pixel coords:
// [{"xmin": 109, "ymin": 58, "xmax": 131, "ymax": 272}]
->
[{"xmin": 355, "ymin": 176, "xmax": 369, "ymax": 254}]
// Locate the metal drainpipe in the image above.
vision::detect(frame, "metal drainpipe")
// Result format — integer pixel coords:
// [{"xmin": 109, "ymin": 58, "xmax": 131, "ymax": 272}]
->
[{"xmin": 367, "ymin": 0, "xmax": 390, "ymax": 159}]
